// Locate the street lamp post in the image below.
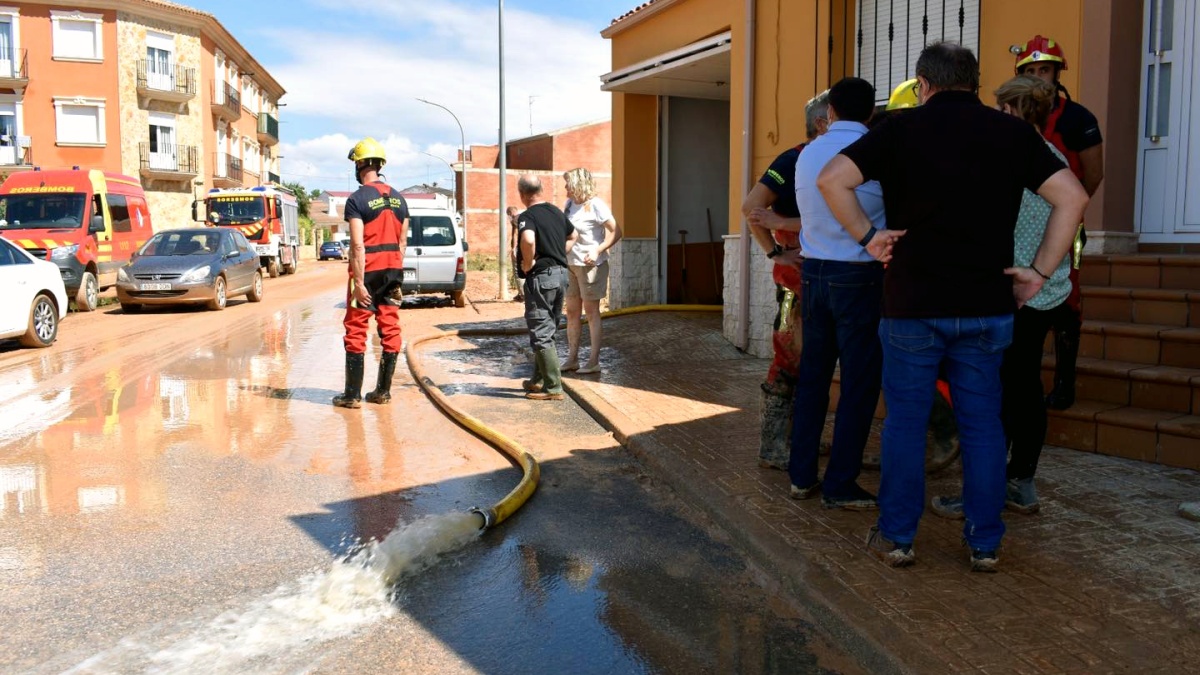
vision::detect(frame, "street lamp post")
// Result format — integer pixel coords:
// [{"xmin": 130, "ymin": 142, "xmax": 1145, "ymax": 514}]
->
[
  {"xmin": 415, "ymin": 97, "xmax": 468, "ymax": 231},
  {"xmin": 419, "ymin": 151, "xmax": 457, "ymax": 205}
]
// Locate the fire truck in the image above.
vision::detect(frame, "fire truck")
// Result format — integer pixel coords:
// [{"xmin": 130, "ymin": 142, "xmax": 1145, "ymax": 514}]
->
[{"xmin": 195, "ymin": 185, "xmax": 300, "ymax": 277}]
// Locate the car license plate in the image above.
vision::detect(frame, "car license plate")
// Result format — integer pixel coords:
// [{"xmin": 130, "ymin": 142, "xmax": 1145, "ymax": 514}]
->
[
  {"xmin": 403, "ymin": 270, "xmax": 416, "ymax": 282},
  {"xmin": 140, "ymin": 282, "xmax": 171, "ymax": 291}
]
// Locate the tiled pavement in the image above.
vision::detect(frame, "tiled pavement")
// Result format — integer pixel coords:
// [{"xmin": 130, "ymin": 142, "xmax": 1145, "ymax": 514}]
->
[{"xmin": 558, "ymin": 311, "xmax": 1200, "ymax": 674}]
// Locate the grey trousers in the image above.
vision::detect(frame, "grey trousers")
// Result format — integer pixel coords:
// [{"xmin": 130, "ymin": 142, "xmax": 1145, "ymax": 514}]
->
[{"xmin": 524, "ymin": 266, "xmax": 568, "ymax": 352}]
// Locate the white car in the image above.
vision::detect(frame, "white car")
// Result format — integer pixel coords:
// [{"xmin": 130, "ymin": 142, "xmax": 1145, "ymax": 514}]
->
[{"xmin": 0, "ymin": 235, "xmax": 68, "ymax": 348}]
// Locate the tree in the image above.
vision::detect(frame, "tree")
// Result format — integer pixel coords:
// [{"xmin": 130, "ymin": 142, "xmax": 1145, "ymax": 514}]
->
[
  {"xmin": 284, "ymin": 181, "xmax": 311, "ymax": 218},
  {"xmin": 309, "ymin": 188, "xmax": 321, "ymax": 200}
]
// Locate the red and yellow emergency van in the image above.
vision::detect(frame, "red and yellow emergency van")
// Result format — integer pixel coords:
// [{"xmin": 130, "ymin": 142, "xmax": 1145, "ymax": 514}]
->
[
  {"xmin": 0, "ymin": 169, "xmax": 155, "ymax": 311},
  {"xmin": 196, "ymin": 185, "xmax": 300, "ymax": 278}
]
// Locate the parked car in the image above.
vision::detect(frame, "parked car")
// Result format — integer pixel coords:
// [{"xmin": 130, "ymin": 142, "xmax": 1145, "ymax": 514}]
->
[
  {"xmin": 319, "ymin": 241, "xmax": 347, "ymax": 261},
  {"xmin": 401, "ymin": 206, "xmax": 468, "ymax": 307},
  {"xmin": 115, "ymin": 228, "xmax": 264, "ymax": 312},
  {"xmin": 0, "ymin": 235, "xmax": 68, "ymax": 348}
]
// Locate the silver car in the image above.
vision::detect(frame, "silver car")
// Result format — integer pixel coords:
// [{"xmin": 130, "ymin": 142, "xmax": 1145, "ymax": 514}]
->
[{"xmin": 116, "ymin": 228, "xmax": 264, "ymax": 312}]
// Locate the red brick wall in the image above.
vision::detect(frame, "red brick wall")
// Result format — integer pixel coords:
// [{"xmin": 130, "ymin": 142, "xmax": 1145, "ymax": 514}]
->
[
  {"xmin": 507, "ymin": 137, "xmax": 554, "ymax": 170},
  {"xmin": 470, "ymin": 144, "xmax": 499, "ymax": 168},
  {"xmin": 551, "ymin": 121, "xmax": 613, "ymax": 174}
]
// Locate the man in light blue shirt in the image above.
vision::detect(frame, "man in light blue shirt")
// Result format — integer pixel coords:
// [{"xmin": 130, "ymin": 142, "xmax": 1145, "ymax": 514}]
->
[{"xmin": 787, "ymin": 77, "xmax": 887, "ymax": 510}]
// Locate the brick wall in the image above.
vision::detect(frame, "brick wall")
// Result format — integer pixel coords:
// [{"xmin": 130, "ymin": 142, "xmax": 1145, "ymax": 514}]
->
[
  {"xmin": 551, "ymin": 121, "xmax": 613, "ymax": 174},
  {"xmin": 507, "ymin": 137, "xmax": 553, "ymax": 170},
  {"xmin": 463, "ymin": 169, "xmax": 615, "ymax": 254}
]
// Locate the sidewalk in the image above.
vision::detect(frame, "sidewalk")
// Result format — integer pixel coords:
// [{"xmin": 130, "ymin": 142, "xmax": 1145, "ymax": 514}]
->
[{"xmin": 559, "ymin": 311, "xmax": 1200, "ymax": 674}]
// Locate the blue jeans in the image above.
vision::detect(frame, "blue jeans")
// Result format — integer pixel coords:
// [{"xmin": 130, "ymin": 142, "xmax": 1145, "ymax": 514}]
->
[
  {"xmin": 788, "ymin": 259, "xmax": 883, "ymax": 499},
  {"xmin": 876, "ymin": 315, "xmax": 1014, "ymax": 551}
]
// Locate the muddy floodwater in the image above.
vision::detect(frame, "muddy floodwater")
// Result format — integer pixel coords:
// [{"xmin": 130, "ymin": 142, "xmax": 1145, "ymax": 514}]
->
[{"xmin": 0, "ymin": 264, "xmax": 861, "ymax": 674}]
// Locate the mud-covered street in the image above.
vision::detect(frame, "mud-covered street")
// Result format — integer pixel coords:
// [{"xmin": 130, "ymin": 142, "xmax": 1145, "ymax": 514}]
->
[{"xmin": 0, "ymin": 263, "xmax": 860, "ymax": 674}]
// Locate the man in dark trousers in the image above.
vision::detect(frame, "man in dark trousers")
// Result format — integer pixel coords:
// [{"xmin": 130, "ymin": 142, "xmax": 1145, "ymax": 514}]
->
[
  {"xmin": 334, "ymin": 137, "xmax": 410, "ymax": 409},
  {"xmin": 516, "ymin": 174, "xmax": 577, "ymax": 400},
  {"xmin": 820, "ymin": 42, "xmax": 1088, "ymax": 572},
  {"xmin": 741, "ymin": 90, "xmax": 829, "ymax": 471}
]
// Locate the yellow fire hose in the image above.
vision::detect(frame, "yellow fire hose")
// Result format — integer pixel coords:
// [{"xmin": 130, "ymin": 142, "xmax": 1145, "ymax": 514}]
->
[{"xmin": 405, "ymin": 304, "xmax": 722, "ymax": 531}]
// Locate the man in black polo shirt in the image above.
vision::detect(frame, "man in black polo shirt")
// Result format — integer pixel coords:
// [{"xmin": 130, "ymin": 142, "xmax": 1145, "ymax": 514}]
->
[
  {"xmin": 516, "ymin": 174, "xmax": 577, "ymax": 401},
  {"xmin": 818, "ymin": 42, "xmax": 1088, "ymax": 572}
]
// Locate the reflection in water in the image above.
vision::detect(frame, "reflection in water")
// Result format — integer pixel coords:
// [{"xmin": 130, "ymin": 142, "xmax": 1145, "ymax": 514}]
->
[{"xmin": 0, "ymin": 310, "xmax": 307, "ymax": 520}]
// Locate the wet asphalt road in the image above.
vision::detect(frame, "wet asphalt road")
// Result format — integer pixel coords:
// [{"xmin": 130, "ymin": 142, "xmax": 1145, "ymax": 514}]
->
[{"xmin": 0, "ymin": 264, "xmax": 860, "ymax": 674}]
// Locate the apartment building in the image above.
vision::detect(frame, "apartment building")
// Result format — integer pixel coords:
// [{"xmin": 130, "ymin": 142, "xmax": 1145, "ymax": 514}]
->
[{"xmin": 0, "ymin": 0, "xmax": 284, "ymax": 229}]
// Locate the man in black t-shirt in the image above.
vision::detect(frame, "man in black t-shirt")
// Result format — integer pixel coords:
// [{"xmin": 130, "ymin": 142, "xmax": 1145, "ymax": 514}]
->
[
  {"xmin": 819, "ymin": 43, "xmax": 1088, "ymax": 572},
  {"xmin": 516, "ymin": 174, "xmax": 577, "ymax": 401}
]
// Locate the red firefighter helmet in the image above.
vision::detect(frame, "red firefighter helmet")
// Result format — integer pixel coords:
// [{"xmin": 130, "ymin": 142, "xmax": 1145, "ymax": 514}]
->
[{"xmin": 1012, "ymin": 35, "xmax": 1067, "ymax": 73}]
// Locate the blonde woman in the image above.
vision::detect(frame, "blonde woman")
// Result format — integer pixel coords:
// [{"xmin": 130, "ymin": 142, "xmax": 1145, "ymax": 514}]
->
[{"xmin": 561, "ymin": 167, "xmax": 621, "ymax": 374}]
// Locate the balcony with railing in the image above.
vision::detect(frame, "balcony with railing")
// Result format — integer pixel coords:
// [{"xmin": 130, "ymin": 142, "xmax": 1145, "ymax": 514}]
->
[
  {"xmin": 0, "ymin": 48, "xmax": 28, "ymax": 89},
  {"xmin": 139, "ymin": 143, "xmax": 199, "ymax": 181},
  {"xmin": 0, "ymin": 141, "xmax": 33, "ymax": 170},
  {"xmin": 136, "ymin": 60, "xmax": 197, "ymax": 104},
  {"xmin": 256, "ymin": 112, "xmax": 279, "ymax": 145},
  {"xmin": 210, "ymin": 81, "xmax": 241, "ymax": 122},
  {"xmin": 213, "ymin": 153, "xmax": 243, "ymax": 187}
]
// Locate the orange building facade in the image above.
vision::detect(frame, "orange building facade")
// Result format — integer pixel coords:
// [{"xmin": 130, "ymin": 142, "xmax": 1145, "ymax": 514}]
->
[{"xmin": 0, "ymin": 0, "xmax": 284, "ymax": 230}]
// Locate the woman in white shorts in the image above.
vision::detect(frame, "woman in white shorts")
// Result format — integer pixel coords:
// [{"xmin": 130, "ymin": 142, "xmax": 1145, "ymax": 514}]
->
[{"xmin": 561, "ymin": 167, "xmax": 622, "ymax": 374}]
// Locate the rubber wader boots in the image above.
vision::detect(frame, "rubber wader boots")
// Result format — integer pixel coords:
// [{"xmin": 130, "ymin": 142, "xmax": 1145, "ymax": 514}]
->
[
  {"xmin": 1046, "ymin": 325, "xmax": 1078, "ymax": 410},
  {"xmin": 365, "ymin": 352, "xmax": 399, "ymax": 404},
  {"xmin": 522, "ymin": 352, "xmax": 545, "ymax": 393},
  {"xmin": 759, "ymin": 386, "xmax": 792, "ymax": 470},
  {"xmin": 526, "ymin": 349, "xmax": 564, "ymax": 400},
  {"xmin": 333, "ymin": 352, "xmax": 365, "ymax": 408}
]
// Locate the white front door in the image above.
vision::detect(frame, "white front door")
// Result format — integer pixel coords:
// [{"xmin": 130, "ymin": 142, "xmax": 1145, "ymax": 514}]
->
[
  {"xmin": 148, "ymin": 112, "xmax": 176, "ymax": 171},
  {"xmin": 0, "ymin": 104, "xmax": 16, "ymax": 166},
  {"xmin": 147, "ymin": 46, "xmax": 171, "ymax": 91},
  {"xmin": 216, "ymin": 126, "xmax": 227, "ymax": 177},
  {"xmin": 1137, "ymin": 0, "xmax": 1200, "ymax": 243}
]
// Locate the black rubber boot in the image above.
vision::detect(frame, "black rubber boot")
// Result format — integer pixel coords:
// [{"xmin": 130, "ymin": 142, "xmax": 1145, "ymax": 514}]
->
[
  {"xmin": 333, "ymin": 352, "xmax": 365, "ymax": 408},
  {"xmin": 1046, "ymin": 322, "xmax": 1079, "ymax": 410},
  {"xmin": 365, "ymin": 352, "xmax": 398, "ymax": 404}
]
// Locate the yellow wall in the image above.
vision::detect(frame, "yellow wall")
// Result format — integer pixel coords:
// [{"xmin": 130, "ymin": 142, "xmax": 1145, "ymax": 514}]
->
[{"xmin": 978, "ymin": 0, "xmax": 1083, "ymax": 102}]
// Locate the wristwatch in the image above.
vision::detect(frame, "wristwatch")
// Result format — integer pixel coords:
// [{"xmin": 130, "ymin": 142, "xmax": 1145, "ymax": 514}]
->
[{"xmin": 767, "ymin": 244, "xmax": 784, "ymax": 259}]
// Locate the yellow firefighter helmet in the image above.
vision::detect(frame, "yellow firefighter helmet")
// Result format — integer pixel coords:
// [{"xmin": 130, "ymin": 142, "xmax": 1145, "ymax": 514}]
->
[{"xmin": 886, "ymin": 78, "xmax": 920, "ymax": 111}]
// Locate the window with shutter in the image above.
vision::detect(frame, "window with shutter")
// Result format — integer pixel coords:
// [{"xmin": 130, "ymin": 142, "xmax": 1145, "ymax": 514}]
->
[
  {"xmin": 51, "ymin": 11, "xmax": 103, "ymax": 61},
  {"xmin": 855, "ymin": 0, "xmax": 980, "ymax": 105},
  {"xmin": 54, "ymin": 99, "xmax": 105, "ymax": 145}
]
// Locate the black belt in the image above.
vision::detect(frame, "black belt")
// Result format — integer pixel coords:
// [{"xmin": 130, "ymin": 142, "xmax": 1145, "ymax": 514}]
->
[{"xmin": 365, "ymin": 243, "xmax": 400, "ymax": 254}]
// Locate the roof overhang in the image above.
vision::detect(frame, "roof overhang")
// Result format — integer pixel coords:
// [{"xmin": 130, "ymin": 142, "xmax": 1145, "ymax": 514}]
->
[{"xmin": 600, "ymin": 31, "xmax": 731, "ymax": 101}]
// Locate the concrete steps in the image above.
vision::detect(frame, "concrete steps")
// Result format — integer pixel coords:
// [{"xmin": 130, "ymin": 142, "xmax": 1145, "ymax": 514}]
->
[{"xmin": 1045, "ymin": 254, "xmax": 1200, "ymax": 470}]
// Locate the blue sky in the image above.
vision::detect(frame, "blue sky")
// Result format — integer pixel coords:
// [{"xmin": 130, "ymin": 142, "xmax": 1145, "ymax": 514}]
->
[{"xmin": 187, "ymin": 0, "xmax": 638, "ymax": 193}]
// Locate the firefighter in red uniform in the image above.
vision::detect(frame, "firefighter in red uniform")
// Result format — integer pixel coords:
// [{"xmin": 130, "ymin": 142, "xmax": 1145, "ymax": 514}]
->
[
  {"xmin": 1013, "ymin": 36, "xmax": 1104, "ymax": 409},
  {"xmin": 333, "ymin": 137, "xmax": 410, "ymax": 409}
]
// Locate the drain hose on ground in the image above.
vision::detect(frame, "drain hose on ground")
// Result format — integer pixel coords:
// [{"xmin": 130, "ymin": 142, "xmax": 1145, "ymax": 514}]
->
[{"xmin": 404, "ymin": 304, "xmax": 722, "ymax": 531}]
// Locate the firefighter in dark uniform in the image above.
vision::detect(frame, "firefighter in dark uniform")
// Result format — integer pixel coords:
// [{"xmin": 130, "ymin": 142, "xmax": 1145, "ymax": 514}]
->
[
  {"xmin": 741, "ymin": 90, "xmax": 830, "ymax": 470},
  {"xmin": 333, "ymin": 137, "xmax": 410, "ymax": 409},
  {"xmin": 1013, "ymin": 35, "xmax": 1104, "ymax": 409}
]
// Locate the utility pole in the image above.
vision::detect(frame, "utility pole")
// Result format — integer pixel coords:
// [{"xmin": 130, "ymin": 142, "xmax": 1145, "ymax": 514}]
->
[
  {"xmin": 498, "ymin": 0, "xmax": 509, "ymax": 301},
  {"xmin": 415, "ymin": 98, "xmax": 467, "ymax": 233}
]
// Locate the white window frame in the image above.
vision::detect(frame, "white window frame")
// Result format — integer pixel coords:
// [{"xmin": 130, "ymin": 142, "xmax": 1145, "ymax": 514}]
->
[
  {"xmin": 0, "ymin": 93, "xmax": 26, "ymax": 164},
  {"xmin": 53, "ymin": 96, "xmax": 105, "ymax": 146},
  {"xmin": 0, "ymin": 7, "xmax": 22, "ymax": 67},
  {"xmin": 51, "ymin": 9, "xmax": 103, "ymax": 62}
]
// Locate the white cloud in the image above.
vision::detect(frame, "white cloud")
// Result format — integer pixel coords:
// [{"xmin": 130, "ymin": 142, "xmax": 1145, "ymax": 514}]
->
[
  {"xmin": 280, "ymin": 133, "xmax": 462, "ymax": 192},
  {"xmin": 271, "ymin": 0, "xmax": 612, "ymax": 192}
]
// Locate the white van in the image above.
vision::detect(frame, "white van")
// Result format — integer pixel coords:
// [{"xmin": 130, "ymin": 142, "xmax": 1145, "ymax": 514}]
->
[{"xmin": 402, "ymin": 205, "xmax": 467, "ymax": 307}]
